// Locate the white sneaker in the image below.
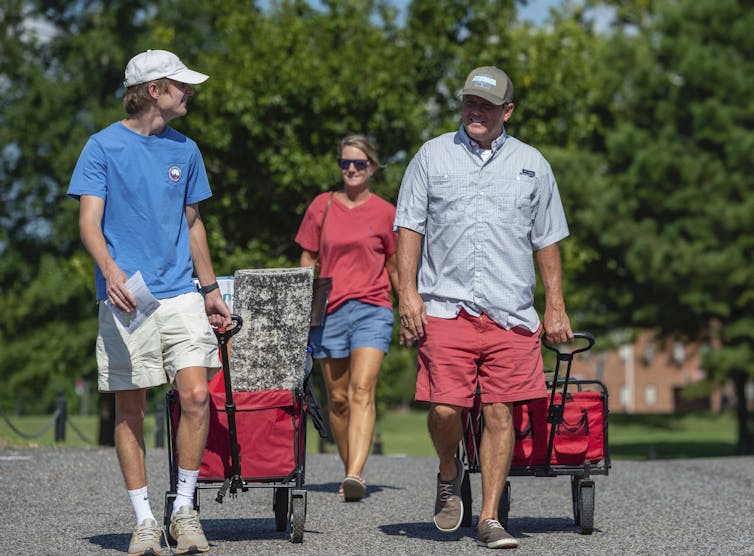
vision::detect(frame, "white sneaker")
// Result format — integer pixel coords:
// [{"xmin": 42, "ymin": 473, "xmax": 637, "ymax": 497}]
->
[
  {"xmin": 169, "ymin": 505, "xmax": 209, "ymax": 554},
  {"xmin": 128, "ymin": 518, "xmax": 163, "ymax": 556}
]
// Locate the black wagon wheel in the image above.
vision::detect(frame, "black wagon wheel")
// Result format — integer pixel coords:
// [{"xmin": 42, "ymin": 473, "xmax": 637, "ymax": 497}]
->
[
  {"xmin": 274, "ymin": 487, "xmax": 289, "ymax": 532},
  {"xmin": 498, "ymin": 480, "xmax": 511, "ymax": 530},
  {"xmin": 290, "ymin": 490, "xmax": 307, "ymax": 543},
  {"xmin": 460, "ymin": 471, "xmax": 473, "ymax": 527},
  {"xmin": 577, "ymin": 480, "xmax": 595, "ymax": 535},
  {"xmin": 571, "ymin": 476, "xmax": 582, "ymax": 525}
]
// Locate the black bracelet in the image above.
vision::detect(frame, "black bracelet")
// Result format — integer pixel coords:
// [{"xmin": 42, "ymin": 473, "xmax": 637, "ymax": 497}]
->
[{"xmin": 199, "ymin": 281, "xmax": 219, "ymax": 295}]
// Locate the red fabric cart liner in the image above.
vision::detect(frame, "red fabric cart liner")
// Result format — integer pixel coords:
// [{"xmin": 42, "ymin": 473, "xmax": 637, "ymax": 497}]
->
[
  {"xmin": 512, "ymin": 390, "xmax": 605, "ymax": 466},
  {"xmin": 170, "ymin": 389, "xmax": 302, "ymax": 481}
]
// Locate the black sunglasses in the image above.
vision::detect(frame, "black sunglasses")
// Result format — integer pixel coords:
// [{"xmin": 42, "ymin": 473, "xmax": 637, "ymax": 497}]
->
[{"xmin": 338, "ymin": 158, "xmax": 370, "ymax": 171}]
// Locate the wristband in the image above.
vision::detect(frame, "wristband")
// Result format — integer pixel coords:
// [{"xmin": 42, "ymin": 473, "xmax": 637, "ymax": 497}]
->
[{"xmin": 199, "ymin": 281, "xmax": 219, "ymax": 295}]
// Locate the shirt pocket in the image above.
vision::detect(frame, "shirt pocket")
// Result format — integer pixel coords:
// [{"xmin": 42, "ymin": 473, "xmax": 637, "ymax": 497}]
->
[
  {"xmin": 489, "ymin": 181, "xmax": 534, "ymax": 234},
  {"xmin": 427, "ymin": 174, "xmax": 469, "ymax": 223}
]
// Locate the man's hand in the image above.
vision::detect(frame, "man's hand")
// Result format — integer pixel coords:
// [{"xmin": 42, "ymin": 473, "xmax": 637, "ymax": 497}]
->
[
  {"xmin": 203, "ymin": 289, "xmax": 231, "ymax": 328},
  {"xmin": 103, "ymin": 266, "xmax": 136, "ymax": 312},
  {"xmin": 542, "ymin": 306, "xmax": 574, "ymax": 345},
  {"xmin": 398, "ymin": 288, "xmax": 427, "ymax": 347},
  {"xmin": 535, "ymin": 243, "xmax": 573, "ymax": 345}
]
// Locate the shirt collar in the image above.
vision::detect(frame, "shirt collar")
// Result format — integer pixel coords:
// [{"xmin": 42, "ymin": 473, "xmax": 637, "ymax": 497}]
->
[{"xmin": 458, "ymin": 125, "xmax": 508, "ymax": 155}]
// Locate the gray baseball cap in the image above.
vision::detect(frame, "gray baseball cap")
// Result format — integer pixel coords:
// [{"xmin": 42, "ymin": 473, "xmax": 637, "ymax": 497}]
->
[{"xmin": 460, "ymin": 66, "xmax": 514, "ymax": 105}]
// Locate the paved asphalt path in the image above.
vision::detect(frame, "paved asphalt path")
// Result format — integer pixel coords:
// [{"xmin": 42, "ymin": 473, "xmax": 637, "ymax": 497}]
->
[{"xmin": 1, "ymin": 447, "xmax": 752, "ymax": 555}]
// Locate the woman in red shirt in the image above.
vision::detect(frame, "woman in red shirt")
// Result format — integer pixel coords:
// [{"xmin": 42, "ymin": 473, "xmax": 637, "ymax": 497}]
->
[{"xmin": 296, "ymin": 134, "xmax": 398, "ymax": 501}]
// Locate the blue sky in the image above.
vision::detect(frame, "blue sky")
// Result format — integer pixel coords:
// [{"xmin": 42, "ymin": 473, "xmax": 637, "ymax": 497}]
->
[
  {"xmin": 392, "ymin": 0, "xmax": 565, "ymax": 24},
  {"xmin": 516, "ymin": 0, "xmax": 564, "ymax": 24}
]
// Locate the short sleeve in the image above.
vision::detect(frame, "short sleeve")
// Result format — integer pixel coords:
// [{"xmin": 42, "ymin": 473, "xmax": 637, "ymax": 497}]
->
[
  {"xmin": 67, "ymin": 138, "xmax": 107, "ymax": 201},
  {"xmin": 295, "ymin": 193, "xmax": 329, "ymax": 253},
  {"xmin": 394, "ymin": 146, "xmax": 429, "ymax": 234}
]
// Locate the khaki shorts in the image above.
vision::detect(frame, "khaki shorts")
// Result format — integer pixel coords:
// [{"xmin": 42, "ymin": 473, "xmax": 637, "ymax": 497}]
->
[{"xmin": 96, "ymin": 291, "xmax": 220, "ymax": 392}]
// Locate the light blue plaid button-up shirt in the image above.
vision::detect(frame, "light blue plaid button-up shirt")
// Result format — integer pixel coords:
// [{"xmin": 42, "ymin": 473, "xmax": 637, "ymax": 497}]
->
[{"xmin": 394, "ymin": 125, "xmax": 569, "ymax": 331}]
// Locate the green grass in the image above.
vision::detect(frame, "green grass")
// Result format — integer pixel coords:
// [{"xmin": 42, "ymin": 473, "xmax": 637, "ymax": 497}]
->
[
  {"xmin": 607, "ymin": 411, "xmax": 737, "ymax": 460},
  {"xmin": 1, "ymin": 409, "xmax": 739, "ymax": 461}
]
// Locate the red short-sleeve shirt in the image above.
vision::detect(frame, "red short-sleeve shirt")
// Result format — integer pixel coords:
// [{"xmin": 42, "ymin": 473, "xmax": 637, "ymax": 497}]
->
[{"xmin": 296, "ymin": 192, "xmax": 397, "ymax": 314}]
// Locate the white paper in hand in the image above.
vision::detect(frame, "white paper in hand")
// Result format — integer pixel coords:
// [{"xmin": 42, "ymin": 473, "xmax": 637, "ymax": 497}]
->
[{"xmin": 104, "ymin": 271, "xmax": 161, "ymax": 333}]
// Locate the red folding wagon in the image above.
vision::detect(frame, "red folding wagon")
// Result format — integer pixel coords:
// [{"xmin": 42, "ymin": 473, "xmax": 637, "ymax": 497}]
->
[
  {"xmin": 163, "ymin": 315, "xmax": 325, "ymax": 543},
  {"xmin": 459, "ymin": 332, "xmax": 610, "ymax": 534}
]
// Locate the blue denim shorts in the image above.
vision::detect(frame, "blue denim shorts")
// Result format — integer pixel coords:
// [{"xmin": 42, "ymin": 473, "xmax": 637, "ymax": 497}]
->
[{"xmin": 309, "ymin": 299, "xmax": 394, "ymax": 359}]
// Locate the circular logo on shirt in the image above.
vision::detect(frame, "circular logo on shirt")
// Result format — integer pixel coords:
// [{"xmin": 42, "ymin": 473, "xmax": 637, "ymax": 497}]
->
[{"xmin": 168, "ymin": 166, "xmax": 182, "ymax": 182}]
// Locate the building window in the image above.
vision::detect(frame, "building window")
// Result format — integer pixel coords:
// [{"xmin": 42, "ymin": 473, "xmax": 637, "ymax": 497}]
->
[
  {"xmin": 645, "ymin": 384, "xmax": 657, "ymax": 406},
  {"xmin": 642, "ymin": 342, "xmax": 655, "ymax": 365},
  {"xmin": 596, "ymin": 354, "xmax": 605, "ymax": 381},
  {"xmin": 619, "ymin": 385, "xmax": 631, "ymax": 407},
  {"xmin": 673, "ymin": 342, "xmax": 685, "ymax": 365}
]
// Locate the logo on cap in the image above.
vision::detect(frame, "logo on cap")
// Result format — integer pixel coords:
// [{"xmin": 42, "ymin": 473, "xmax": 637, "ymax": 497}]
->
[
  {"xmin": 168, "ymin": 166, "xmax": 182, "ymax": 182},
  {"xmin": 472, "ymin": 75, "xmax": 497, "ymax": 89}
]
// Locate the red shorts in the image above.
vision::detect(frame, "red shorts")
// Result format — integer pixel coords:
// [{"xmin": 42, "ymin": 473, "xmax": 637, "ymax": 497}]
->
[{"xmin": 415, "ymin": 310, "xmax": 546, "ymax": 407}]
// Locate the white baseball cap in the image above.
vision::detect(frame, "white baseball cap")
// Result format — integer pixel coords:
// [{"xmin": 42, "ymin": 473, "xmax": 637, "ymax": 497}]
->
[{"xmin": 123, "ymin": 49, "xmax": 209, "ymax": 88}]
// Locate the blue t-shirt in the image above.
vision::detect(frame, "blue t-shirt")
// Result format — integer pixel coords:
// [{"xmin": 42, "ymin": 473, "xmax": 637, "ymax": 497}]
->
[{"xmin": 68, "ymin": 122, "xmax": 212, "ymax": 300}]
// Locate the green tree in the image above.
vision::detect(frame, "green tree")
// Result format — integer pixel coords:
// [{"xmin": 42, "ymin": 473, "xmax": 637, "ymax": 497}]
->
[
  {"xmin": 0, "ymin": 0, "xmax": 617, "ymax": 415},
  {"xmin": 0, "ymin": 1, "xmax": 152, "ymax": 413},
  {"xmin": 576, "ymin": 0, "xmax": 754, "ymax": 453},
  {"xmin": 146, "ymin": 0, "xmax": 425, "ymax": 268}
]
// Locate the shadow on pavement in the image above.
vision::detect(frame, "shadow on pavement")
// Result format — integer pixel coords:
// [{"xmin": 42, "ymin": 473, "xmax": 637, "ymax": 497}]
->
[
  {"xmin": 203, "ymin": 517, "xmax": 322, "ymax": 541},
  {"xmin": 507, "ymin": 516, "xmax": 590, "ymax": 535},
  {"xmin": 85, "ymin": 533, "xmax": 130, "ymax": 551},
  {"xmin": 379, "ymin": 522, "xmax": 475, "ymax": 542},
  {"xmin": 304, "ymin": 481, "xmax": 403, "ymax": 496}
]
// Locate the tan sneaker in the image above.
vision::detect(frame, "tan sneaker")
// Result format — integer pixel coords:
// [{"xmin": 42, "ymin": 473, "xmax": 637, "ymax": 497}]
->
[
  {"xmin": 128, "ymin": 518, "xmax": 163, "ymax": 556},
  {"xmin": 477, "ymin": 518, "xmax": 519, "ymax": 549},
  {"xmin": 433, "ymin": 457, "xmax": 464, "ymax": 532},
  {"xmin": 169, "ymin": 505, "xmax": 209, "ymax": 554}
]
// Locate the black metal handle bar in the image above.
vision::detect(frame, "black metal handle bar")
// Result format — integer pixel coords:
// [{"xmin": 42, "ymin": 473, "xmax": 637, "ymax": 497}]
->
[
  {"xmin": 213, "ymin": 314, "xmax": 243, "ymax": 343},
  {"xmin": 541, "ymin": 331, "xmax": 595, "ymax": 361},
  {"xmin": 211, "ymin": 313, "xmax": 246, "ymax": 502}
]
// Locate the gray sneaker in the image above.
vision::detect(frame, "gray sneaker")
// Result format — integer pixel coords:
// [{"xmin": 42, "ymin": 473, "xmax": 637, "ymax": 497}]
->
[
  {"xmin": 477, "ymin": 518, "xmax": 519, "ymax": 549},
  {"xmin": 433, "ymin": 457, "xmax": 464, "ymax": 532},
  {"xmin": 128, "ymin": 518, "xmax": 163, "ymax": 556},
  {"xmin": 169, "ymin": 505, "xmax": 209, "ymax": 554}
]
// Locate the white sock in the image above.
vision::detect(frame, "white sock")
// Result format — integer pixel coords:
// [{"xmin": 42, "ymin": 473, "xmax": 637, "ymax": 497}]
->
[
  {"xmin": 128, "ymin": 486, "xmax": 154, "ymax": 525},
  {"xmin": 173, "ymin": 467, "xmax": 200, "ymax": 514}
]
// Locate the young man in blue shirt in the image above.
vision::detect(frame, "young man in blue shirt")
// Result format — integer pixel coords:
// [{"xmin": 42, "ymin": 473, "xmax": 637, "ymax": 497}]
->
[{"xmin": 68, "ymin": 49, "xmax": 230, "ymax": 555}]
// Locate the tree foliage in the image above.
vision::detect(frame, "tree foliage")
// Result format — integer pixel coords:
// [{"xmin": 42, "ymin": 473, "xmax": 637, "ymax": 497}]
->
[
  {"xmin": 0, "ymin": 1, "xmax": 149, "ymax": 413},
  {"xmin": 575, "ymin": 0, "xmax": 754, "ymax": 451},
  {"xmin": 2, "ymin": 0, "xmax": 752, "ymax": 452}
]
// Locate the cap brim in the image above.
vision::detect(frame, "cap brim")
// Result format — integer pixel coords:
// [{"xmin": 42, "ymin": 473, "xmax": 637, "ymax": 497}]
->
[{"xmin": 167, "ymin": 68, "xmax": 209, "ymax": 85}]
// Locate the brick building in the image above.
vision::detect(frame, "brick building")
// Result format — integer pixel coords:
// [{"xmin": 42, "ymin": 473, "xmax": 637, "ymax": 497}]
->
[{"xmin": 562, "ymin": 331, "xmax": 727, "ymax": 414}]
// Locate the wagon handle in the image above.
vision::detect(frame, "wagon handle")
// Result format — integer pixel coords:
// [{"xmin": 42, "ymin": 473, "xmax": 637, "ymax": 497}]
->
[
  {"xmin": 541, "ymin": 331, "xmax": 594, "ymax": 361},
  {"xmin": 541, "ymin": 330, "xmax": 595, "ymax": 470},
  {"xmin": 211, "ymin": 313, "xmax": 246, "ymax": 503},
  {"xmin": 213, "ymin": 314, "xmax": 243, "ymax": 343}
]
